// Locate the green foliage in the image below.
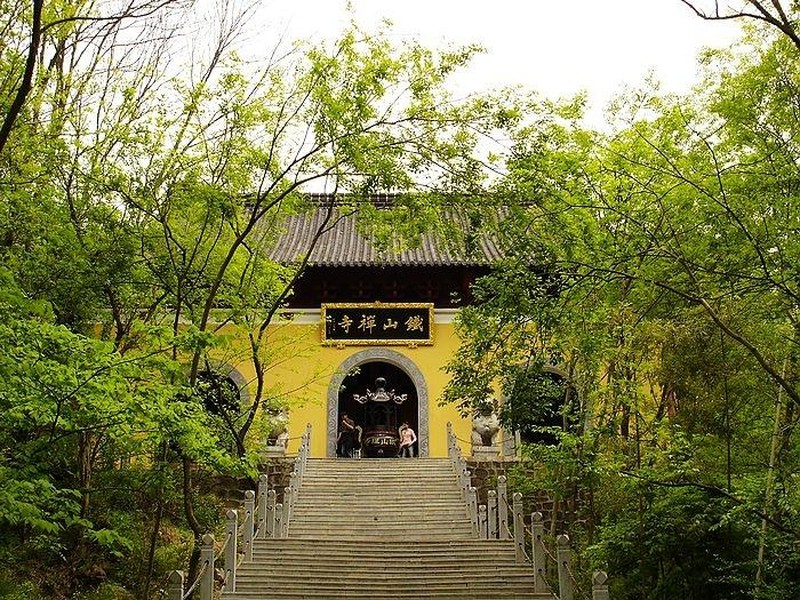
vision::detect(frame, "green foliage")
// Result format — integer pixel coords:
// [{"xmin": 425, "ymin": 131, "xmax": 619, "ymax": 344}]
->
[
  {"xmin": 0, "ymin": 576, "xmax": 47, "ymax": 600},
  {"xmin": 0, "ymin": 1, "xmax": 520, "ymax": 595},
  {"xmin": 443, "ymin": 20, "xmax": 800, "ymax": 599},
  {"xmin": 590, "ymin": 486, "xmax": 756, "ymax": 600},
  {"xmin": 74, "ymin": 585, "xmax": 135, "ymax": 600}
]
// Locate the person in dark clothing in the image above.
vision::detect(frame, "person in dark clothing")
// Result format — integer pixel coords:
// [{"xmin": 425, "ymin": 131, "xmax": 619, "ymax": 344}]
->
[{"xmin": 337, "ymin": 412, "xmax": 356, "ymax": 457}]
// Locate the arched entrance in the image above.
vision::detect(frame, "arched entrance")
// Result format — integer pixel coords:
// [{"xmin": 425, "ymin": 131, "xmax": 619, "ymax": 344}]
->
[
  {"xmin": 327, "ymin": 349, "xmax": 429, "ymax": 457},
  {"xmin": 505, "ymin": 365, "xmax": 578, "ymax": 446}
]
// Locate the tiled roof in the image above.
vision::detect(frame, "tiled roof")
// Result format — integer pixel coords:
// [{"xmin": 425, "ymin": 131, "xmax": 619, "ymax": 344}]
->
[{"xmin": 267, "ymin": 206, "xmax": 503, "ymax": 267}]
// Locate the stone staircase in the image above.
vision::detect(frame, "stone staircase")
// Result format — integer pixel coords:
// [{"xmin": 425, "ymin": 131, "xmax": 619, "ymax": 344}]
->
[{"xmin": 222, "ymin": 457, "xmax": 553, "ymax": 599}]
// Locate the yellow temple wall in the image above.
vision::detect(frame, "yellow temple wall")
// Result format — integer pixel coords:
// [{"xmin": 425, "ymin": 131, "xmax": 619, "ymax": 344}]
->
[{"xmin": 239, "ymin": 310, "xmax": 472, "ymax": 458}]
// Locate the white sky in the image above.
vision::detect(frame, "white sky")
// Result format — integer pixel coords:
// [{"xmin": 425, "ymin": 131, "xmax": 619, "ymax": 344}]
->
[{"xmin": 252, "ymin": 0, "xmax": 744, "ymax": 125}]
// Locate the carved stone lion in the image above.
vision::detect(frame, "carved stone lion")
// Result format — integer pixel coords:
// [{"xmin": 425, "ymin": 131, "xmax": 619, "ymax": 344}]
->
[{"xmin": 472, "ymin": 412, "xmax": 500, "ymax": 447}]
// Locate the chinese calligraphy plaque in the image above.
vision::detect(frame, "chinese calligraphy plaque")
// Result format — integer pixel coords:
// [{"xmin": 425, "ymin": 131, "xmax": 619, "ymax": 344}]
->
[{"xmin": 322, "ymin": 303, "xmax": 434, "ymax": 345}]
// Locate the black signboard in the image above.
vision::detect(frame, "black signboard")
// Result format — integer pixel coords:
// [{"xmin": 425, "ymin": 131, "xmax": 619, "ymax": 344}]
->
[{"xmin": 322, "ymin": 303, "xmax": 434, "ymax": 345}]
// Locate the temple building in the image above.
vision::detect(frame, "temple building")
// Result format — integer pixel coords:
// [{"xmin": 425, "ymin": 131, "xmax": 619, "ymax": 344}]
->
[{"xmin": 220, "ymin": 195, "xmax": 515, "ymax": 459}]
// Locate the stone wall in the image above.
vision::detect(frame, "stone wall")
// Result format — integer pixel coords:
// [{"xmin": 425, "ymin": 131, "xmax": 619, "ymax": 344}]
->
[
  {"xmin": 466, "ymin": 459, "xmax": 558, "ymax": 529},
  {"xmin": 206, "ymin": 457, "xmax": 295, "ymax": 507}
]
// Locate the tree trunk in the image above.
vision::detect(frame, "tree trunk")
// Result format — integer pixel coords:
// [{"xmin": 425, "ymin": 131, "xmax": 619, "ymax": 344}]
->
[
  {"xmin": 78, "ymin": 431, "xmax": 92, "ymax": 519},
  {"xmin": 182, "ymin": 456, "xmax": 204, "ymax": 595},
  {"xmin": 0, "ymin": 0, "xmax": 44, "ymax": 156},
  {"xmin": 141, "ymin": 442, "xmax": 168, "ymax": 600}
]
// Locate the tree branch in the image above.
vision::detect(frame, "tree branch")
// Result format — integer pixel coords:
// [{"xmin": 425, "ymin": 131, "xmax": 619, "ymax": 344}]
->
[
  {"xmin": 620, "ymin": 470, "xmax": 799, "ymax": 537},
  {"xmin": 0, "ymin": 0, "xmax": 43, "ymax": 156}
]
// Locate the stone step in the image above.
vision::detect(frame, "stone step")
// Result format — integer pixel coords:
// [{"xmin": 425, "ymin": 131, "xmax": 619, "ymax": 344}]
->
[
  {"xmin": 299, "ymin": 476, "xmax": 460, "ymax": 481},
  {"xmin": 233, "ymin": 576, "xmax": 536, "ymax": 587},
  {"xmin": 297, "ymin": 487, "xmax": 464, "ymax": 491},
  {"xmin": 231, "ymin": 567, "xmax": 533, "ymax": 591},
  {"xmin": 306, "ymin": 458, "xmax": 452, "ymax": 464},
  {"xmin": 294, "ymin": 504, "xmax": 465, "ymax": 509},
  {"xmin": 236, "ymin": 563, "xmax": 531, "ymax": 584},
  {"xmin": 299, "ymin": 482, "xmax": 457, "ymax": 489},
  {"xmin": 304, "ymin": 464, "xmax": 454, "ymax": 468},
  {"xmin": 299, "ymin": 489, "xmax": 458, "ymax": 495},
  {"xmin": 287, "ymin": 520, "xmax": 474, "ymax": 528},
  {"xmin": 289, "ymin": 512, "xmax": 470, "ymax": 521},
  {"xmin": 293, "ymin": 498, "xmax": 465, "ymax": 506},
  {"xmin": 292, "ymin": 512, "xmax": 469, "ymax": 521},
  {"xmin": 301, "ymin": 468, "xmax": 455, "ymax": 476},
  {"xmin": 232, "ymin": 579, "xmax": 539, "ymax": 592},
  {"xmin": 248, "ymin": 553, "xmax": 520, "ymax": 566},
  {"xmin": 296, "ymin": 497, "xmax": 463, "ymax": 501},
  {"xmin": 221, "ymin": 459, "xmax": 552, "ymax": 600},
  {"xmin": 293, "ymin": 495, "xmax": 469, "ymax": 505},
  {"xmin": 253, "ymin": 538, "xmax": 512, "ymax": 550},
  {"xmin": 286, "ymin": 529, "xmax": 475, "ymax": 540},
  {"xmin": 246, "ymin": 547, "xmax": 520, "ymax": 557},
  {"xmin": 238, "ymin": 562, "xmax": 529, "ymax": 574},
  {"xmin": 299, "ymin": 482, "xmax": 459, "ymax": 488},
  {"xmin": 224, "ymin": 591, "xmax": 551, "ymax": 600},
  {"xmin": 302, "ymin": 467, "xmax": 454, "ymax": 474},
  {"xmin": 291, "ymin": 511, "xmax": 469, "ymax": 519},
  {"xmin": 305, "ymin": 465, "xmax": 454, "ymax": 468},
  {"xmin": 295, "ymin": 493, "xmax": 462, "ymax": 500},
  {"xmin": 301, "ymin": 477, "xmax": 457, "ymax": 482},
  {"xmin": 290, "ymin": 508, "xmax": 466, "ymax": 516},
  {"xmin": 298, "ymin": 490, "xmax": 461, "ymax": 494},
  {"xmin": 293, "ymin": 495, "xmax": 464, "ymax": 502},
  {"xmin": 226, "ymin": 585, "xmax": 543, "ymax": 599},
  {"xmin": 302, "ymin": 472, "xmax": 456, "ymax": 476}
]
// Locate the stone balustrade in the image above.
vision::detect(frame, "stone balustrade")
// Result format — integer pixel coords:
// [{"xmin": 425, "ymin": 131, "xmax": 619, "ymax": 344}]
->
[
  {"xmin": 168, "ymin": 424, "xmax": 312, "ymax": 600},
  {"xmin": 446, "ymin": 422, "xmax": 610, "ymax": 600}
]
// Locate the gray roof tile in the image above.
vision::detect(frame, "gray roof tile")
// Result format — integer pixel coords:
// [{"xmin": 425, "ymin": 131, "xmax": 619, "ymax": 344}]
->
[{"xmin": 267, "ymin": 206, "xmax": 502, "ymax": 266}]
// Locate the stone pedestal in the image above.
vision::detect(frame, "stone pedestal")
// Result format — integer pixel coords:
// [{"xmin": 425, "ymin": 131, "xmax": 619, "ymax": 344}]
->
[
  {"xmin": 472, "ymin": 445, "xmax": 501, "ymax": 461},
  {"xmin": 261, "ymin": 445, "xmax": 287, "ymax": 459}
]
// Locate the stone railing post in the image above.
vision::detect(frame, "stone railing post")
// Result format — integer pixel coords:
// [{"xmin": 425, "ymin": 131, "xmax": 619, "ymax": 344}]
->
[
  {"xmin": 468, "ymin": 486, "xmax": 479, "ymax": 537},
  {"xmin": 288, "ymin": 472, "xmax": 298, "ymax": 523},
  {"xmin": 497, "ymin": 476, "xmax": 509, "ymax": 540},
  {"xmin": 512, "ymin": 492, "xmax": 525, "ymax": 564},
  {"xmin": 243, "ymin": 490, "xmax": 255, "ymax": 562},
  {"xmin": 293, "ymin": 457, "xmax": 301, "ymax": 485},
  {"xmin": 282, "ymin": 487, "xmax": 292, "ymax": 537},
  {"xmin": 275, "ymin": 503, "xmax": 283, "ymax": 539},
  {"xmin": 266, "ymin": 489, "xmax": 276, "ymax": 538},
  {"xmin": 446, "ymin": 422, "xmax": 455, "ymax": 463},
  {"xmin": 299, "ymin": 435, "xmax": 308, "ymax": 478},
  {"xmin": 224, "ymin": 510, "xmax": 237, "ymax": 592},
  {"xmin": 487, "ymin": 490, "xmax": 497, "ymax": 539},
  {"xmin": 200, "ymin": 534, "xmax": 215, "ymax": 600},
  {"xmin": 257, "ymin": 474, "xmax": 269, "ymax": 539},
  {"xmin": 531, "ymin": 512, "xmax": 546, "ymax": 593},
  {"xmin": 479, "ymin": 504, "xmax": 488, "ymax": 539},
  {"xmin": 167, "ymin": 570, "xmax": 183, "ymax": 600},
  {"xmin": 557, "ymin": 534, "xmax": 573, "ymax": 600},
  {"xmin": 593, "ymin": 571, "xmax": 610, "ymax": 600}
]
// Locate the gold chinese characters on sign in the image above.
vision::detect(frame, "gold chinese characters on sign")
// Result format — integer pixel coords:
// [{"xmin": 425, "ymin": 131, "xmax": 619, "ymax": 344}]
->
[{"xmin": 321, "ymin": 303, "xmax": 434, "ymax": 346}]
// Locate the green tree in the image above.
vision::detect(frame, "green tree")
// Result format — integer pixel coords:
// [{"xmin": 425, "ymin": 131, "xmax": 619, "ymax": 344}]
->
[
  {"xmin": 444, "ymin": 24, "xmax": 800, "ymax": 599},
  {"xmin": 1, "ymin": 1, "xmax": 522, "ymax": 594}
]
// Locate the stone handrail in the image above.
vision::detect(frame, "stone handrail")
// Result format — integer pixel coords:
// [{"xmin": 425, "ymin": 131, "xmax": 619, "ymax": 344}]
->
[
  {"xmin": 168, "ymin": 424, "xmax": 312, "ymax": 599},
  {"xmin": 446, "ymin": 422, "xmax": 610, "ymax": 600}
]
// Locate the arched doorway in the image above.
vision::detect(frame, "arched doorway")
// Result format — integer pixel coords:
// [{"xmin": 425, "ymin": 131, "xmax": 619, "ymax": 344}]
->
[
  {"xmin": 327, "ymin": 349, "xmax": 429, "ymax": 457},
  {"xmin": 505, "ymin": 365, "xmax": 578, "ymax": 446},
  {"xmin": 339, "ymin": 362, "xmax": 416, "ymax": 457}
]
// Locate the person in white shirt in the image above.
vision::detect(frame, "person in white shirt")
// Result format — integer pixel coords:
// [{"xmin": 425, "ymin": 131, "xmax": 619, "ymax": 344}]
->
[{"xmin": 398, "ymin": 422, "xmax": 416, "ymax": 458}]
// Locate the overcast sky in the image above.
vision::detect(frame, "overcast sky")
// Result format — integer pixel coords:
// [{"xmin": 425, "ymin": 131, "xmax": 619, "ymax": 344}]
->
[{"xmin": 252, "ymin": 0, "xmax": 744, "ymax": 125}]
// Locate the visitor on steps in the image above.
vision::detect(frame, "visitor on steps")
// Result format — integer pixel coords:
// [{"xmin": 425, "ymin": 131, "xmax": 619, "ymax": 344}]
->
[
  {"xmin": 398, "ymin": 422, "xmax": 416, "ymax": 458},
  {"xmin": 337, "ymin": 412, "xmax": 357, "ymax": 457}
]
